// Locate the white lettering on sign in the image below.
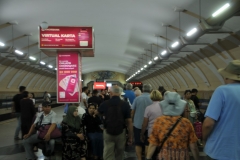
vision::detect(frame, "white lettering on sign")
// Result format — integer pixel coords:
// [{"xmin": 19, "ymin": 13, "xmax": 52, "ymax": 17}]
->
[
  {"xmin": 41, "ymin": 34, "xmax": 75, "ymax": 38},
  {"xmin": 42, "ymin": 34, "xmax": 60, "ymax": 37},
  {"xmin": 61, "ymin": 34, "xmax": 75, "ymax": 37}
]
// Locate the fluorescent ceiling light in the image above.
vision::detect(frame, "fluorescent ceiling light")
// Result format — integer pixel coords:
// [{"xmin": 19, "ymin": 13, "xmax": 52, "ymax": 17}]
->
[
  {"xmin": 141, "ymin": 68, "xmax": 143, "ymax": 70},
  {"xmin": 161, "ymin": 50, "xmax": 167, "ymax": 56},
  {"xmin": 0, "ymin": 42, "xmax": 5, "ymax": 46},
  {"xmin": 138, "ymin": 70, "xmax": 140, "ymax": 73},
  {"xmin": 212, "ymin": 3, "xmax": 230, "ymax": 17},
  {"xmin": 55, "ymin": 68, "xmax": 57, "ymax": 70},
  {"xmin": 29, "ymin": 56, "xmax": 36, "ymax": 61},
  {"xmin": 171, "ymin": 41, "xmax": 179, "ymax": 48},
  {"xmin": 15, "ymin": 50, "xmax": 23, "ymax": 55},
  {"xmin": 144, "ymin": 65, "xmax": 147, "ymax": 68},
  {"xmin": 148, "ymin": 61, "xmax": 152, "ymax": 64},
  {"xmin": 48, "ymin": 65, "xmax": 53, "ymax": 68},
  {"xmin": 154, "ymin": 56, "xmax": 158, "ymax": 60},
  {"xmin": 187, "ymin": 28, "xmax": 197, "ymax": 37},
  {"xmin": 40, "ymin": 61, "xmax": 46, "ymax": 65}
]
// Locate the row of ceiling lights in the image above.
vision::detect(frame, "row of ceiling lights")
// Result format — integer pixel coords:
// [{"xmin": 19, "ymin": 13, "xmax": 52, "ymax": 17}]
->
[
  {"xmin": 0, "ymin": 22, "xmax": 57, "ymax": 71},
  {"xmin": 126, "ymin": 2, "xmax": 230, "ymax": 81}
]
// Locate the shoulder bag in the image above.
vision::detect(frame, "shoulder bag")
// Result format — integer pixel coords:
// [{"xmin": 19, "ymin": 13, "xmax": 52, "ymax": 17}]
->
[
  {"xmin": 152, "ymin": 116, "xmax": 182, "ymax": 160},
  {"xmin": 36, "ymin": 113, "xmax": 62, "ymax": 140}
]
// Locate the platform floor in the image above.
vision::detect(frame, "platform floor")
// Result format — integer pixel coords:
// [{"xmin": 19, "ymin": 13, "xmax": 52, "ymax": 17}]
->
[{"xmin": 0, "ymin": 106, "xmax": 207, "ymax": 160}]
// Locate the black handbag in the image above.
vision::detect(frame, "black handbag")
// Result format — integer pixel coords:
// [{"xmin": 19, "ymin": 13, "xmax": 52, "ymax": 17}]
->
[{"xmin": 152, "ymin": 117, "xmax": 182, "ymax": 160}]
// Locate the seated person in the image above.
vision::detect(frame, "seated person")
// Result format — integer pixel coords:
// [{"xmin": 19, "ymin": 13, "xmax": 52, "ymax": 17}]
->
[
  {"xmin": 23, "ymin": 101, "xmax": 57, "ymax": 160},
  {"xmin": 62, "ymin": 106, "xmax": 87, "ymax": 160},
  {"xmin": 82, "ymin": 103, "xmax": 103, "ymax": 160}
]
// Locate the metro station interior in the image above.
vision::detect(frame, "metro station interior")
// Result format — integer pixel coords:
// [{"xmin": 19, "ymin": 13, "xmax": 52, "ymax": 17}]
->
[{"xmin": 0, "ymin": 0, "xmax": 240, "ymax": 160}]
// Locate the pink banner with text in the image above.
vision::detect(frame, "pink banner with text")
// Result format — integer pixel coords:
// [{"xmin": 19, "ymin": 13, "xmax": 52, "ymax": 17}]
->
[{"xmin": 57, "ymin": 52, "xmax": 80, "ymax": 103}]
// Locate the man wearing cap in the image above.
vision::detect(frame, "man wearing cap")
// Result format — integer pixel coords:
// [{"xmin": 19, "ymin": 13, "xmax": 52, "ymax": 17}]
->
[
  {"xmin": 23, "ymin": 102, "xmax": 57, "ymax": 160},
  {"xmin": 203, "ymin": 60, "xmax": 240, "ymax": 160}
]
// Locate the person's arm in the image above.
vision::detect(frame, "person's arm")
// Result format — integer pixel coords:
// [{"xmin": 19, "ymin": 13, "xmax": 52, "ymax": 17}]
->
[
  {"xmin": 183, "ymin": 104, "xmax": 189, "ymax": 118},
  {"xmin": 44, "ymin": 123, "xmax": 56, "ymax": 141},
  {"xmin": 12, "ymin": 101, "xmax": 16, "ymax": 113},
  {"xmin": 140, "ymin": 117, "xmax": 149, "ymax": 142},
  {"xmin": 202, "ymin": 117, "xmax": 215, "ymax": 145},
  {"xmin": 131, "ymin": 110, "xmax": 135, "ymax": 120},
  {"xmin": 189, "ymin": 143, "xmax": 199, "ymax": 160},
  {"xmin": 12, "ymin": 96, "xmax": 16, "ymax": 113},
  {"xmin": 23, "ymin": 123, "xmax": 36, "ymax": 139},
  {"xmin": 146, "ymin": 143, "xmax": 157, "ymax": 159},
  {"xmin": 131, "ymin": 99, "xmax": 136, "ymax": 120},
  {"xmin": 83, "ymin": 99, "xmax": 88, "ymax": 108},
  {"xmin": 125, "ymin": 118, "xmax": 133, "ymax": 145}
]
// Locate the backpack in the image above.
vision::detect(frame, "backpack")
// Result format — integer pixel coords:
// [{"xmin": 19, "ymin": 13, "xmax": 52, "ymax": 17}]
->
[{"xmin": 104, "ymin": 101, "xmax": 125, "ymax": 135}]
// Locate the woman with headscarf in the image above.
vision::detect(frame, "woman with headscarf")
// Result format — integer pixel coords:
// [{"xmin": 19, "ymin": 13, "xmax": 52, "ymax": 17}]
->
[
  {"xmin": 61, "ymin": 106, "xmax": 87, "ymax": 160},
  {"xmin": 146, "ymin": 92, "xmax": 199, "ymax": 160}
]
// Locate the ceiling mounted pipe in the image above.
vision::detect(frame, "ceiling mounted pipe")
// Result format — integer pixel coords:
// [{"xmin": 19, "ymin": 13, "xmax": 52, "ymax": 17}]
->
[
  {"xmin": 167, "ymin": 0, "xmax": 240, "ymax": 55},
  {"xmin": 206, "ymin": 0, "xmax": 240, "ymax": 26}
]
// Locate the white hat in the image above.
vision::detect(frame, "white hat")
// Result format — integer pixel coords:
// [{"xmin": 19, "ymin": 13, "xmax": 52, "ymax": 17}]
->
[
  {"xmin": 160, "ymin": 92, "xmax": 187, "ymax": 116},
  {"xmin": 218, "ymin": 60, "xmax": 240, "ymax": 81}
]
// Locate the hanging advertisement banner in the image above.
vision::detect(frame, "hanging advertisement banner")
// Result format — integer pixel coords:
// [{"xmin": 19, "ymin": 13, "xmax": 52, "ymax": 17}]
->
[
  {"xmin": 93, "ymin": 82, "xmax": 106, "ymax": 89},
  {"xmin": 39, "ymin": 26, "xmax": 94, "ymax": 49},
  {"xmin": 57, "ymin": 52, "xmax": 80, "ymax": 103}
]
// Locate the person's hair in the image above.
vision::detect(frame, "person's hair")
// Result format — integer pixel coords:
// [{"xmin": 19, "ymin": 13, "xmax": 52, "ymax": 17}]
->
[
  {"xmin": 150, "ymin": 90, "xmax": 162, "ymax": 101},
  {"xmin": 126, "ymin": 83, "xmax": 133, "ymax": 90},
  {"xmin": 82, "ymin": 87, "xmax": 88, "ymax": 92},
  {"xmin": 73, "ymin": 103, "xmax": 79, "ymax": 106},
  {"xmin": 158, "ymin": 86, "xmax": 165, "ymax": 92},
  {"xmin": 143, "ymin": 84, "xmax": 152, "ymax": 92},
  {"xmin": 110, "ymin": 86, "xmax": 123, "ymax": 94},
  {"xmin": 22, "ymin": 91, "xmax": 29, "ymax": 98},
  {"xmin": 191, "ymin": 88, "xmax": 198, "ymax": 93},
  {"xmin": 134, "ymin": 89, "xmax": 142, "ymax": 96},
  {"xmin": 184, "ymin": 90, "xmax": 192, "ymax": 95},
  {"xmin": 92, "ymin": 89, "xmax": 98, "ymax": 95},
  {"xmin": 133, "ymin": 87, "xmax": 139, "ymax": 91},
  {"xmin": 19, "ymin": 86, "xmax": 26, "ymax": 92},
  {"xmin": 31, "ymin": 93, "xmax": 35, "ymax": 98},
  {"xmin": 88, "ymin": 103, "xmax": 97, "ymax": 109},
  {"xmin": 42, "ymin": 101, "xmax": 51, "ymax": 107}
]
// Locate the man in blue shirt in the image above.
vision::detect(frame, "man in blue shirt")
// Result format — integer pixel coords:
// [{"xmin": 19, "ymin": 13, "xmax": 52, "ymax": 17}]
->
[
  {"xmin": 124, "ymin": 83, "xmax": 136, "ymax": 104},
  {"xmin": 203, "ymin": 60, "xmax": 240, "ymax": 160},
  {"xmin": 131, "ymin": 84, "xmax": 152, "ymax": 160}
]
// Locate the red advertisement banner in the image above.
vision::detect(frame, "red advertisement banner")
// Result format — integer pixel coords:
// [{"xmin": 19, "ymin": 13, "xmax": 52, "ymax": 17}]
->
[
  {"xmin": 93, "ymin": 82, "xmax": 106, "ymax": 89},
  {"xmin": 57, "ymin": 52, "xmax": 80, "ymax": 103},
  {"xmin": 39, "ymin": 26, "xmax": 93, "ymax": 49}
]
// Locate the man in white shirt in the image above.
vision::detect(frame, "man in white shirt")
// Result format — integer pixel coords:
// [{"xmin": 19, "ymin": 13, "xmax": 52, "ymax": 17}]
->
[
  {"xmin": 74, "ymin": 103, "xmax": 86, "ymax": 119},
  {"xmin": 81, "ymin": 87, "xmax": 88, "ymax": 109}
]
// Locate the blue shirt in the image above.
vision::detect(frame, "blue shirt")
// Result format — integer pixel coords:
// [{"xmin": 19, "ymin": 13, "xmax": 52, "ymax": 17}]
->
[
  {"xmin": 124, "ymin": 90, "xmax": 136, "ymax": 104},
  {"xmin": 131, "ymin": 93, "xmax": 152, "ymax": 129},
  {"xmin": 204, "ymin": 83, "xmax": 240, "ymax": 160}
]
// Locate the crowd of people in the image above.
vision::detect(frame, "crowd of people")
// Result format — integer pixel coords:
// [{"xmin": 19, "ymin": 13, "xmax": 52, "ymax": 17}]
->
[{"xmin": 12, "ymin": 60, "xmax": 240, "ymax": 160}]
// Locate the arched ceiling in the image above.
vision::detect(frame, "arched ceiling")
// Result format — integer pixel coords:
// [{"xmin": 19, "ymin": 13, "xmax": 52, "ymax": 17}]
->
[{"xmin": 0, "ymin": 0, "xmax": 240, "ymax": 93}]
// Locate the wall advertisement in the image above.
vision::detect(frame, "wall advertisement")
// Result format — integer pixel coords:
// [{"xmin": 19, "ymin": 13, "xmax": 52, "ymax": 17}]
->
[{"xmin": 57, "ymin": 52, "xmax": 81, "ymax": 103}]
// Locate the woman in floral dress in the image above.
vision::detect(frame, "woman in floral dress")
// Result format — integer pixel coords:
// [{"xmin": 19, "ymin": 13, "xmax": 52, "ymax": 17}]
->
[
  {"xmin": 146, "ymin": 92, "xmax": 199, "ymax": 160},
  {"xmin": 62, "ymin": 106, "xmax": 87, "ymax": 160}
]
